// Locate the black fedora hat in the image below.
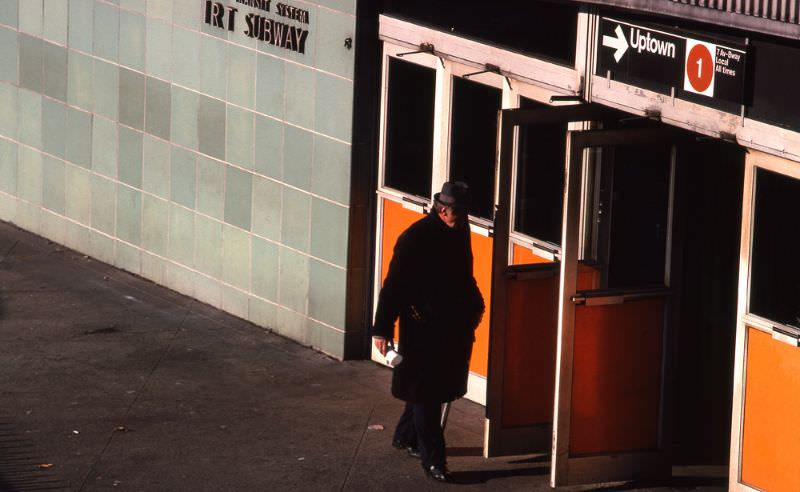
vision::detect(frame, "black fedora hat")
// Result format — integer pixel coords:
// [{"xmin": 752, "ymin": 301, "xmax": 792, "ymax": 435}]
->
[{"xmin": 434, "ymin": 181, "xmax": 469, "ymax": 209}]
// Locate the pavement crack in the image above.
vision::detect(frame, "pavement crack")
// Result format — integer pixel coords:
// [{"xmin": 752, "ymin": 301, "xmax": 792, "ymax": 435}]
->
[
  {"xmin": 76, "ymin": 311, "xmax": 189, "ymax": 491},
  {"xmin": 339, "ymin": 405, "xmax": 376, "ymax": 492}
]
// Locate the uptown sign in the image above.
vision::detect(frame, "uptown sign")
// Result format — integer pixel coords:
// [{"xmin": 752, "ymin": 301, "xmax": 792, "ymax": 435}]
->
[{"xmin": 598, "ymin": 17, "xmax": 747, "ymax": 103}]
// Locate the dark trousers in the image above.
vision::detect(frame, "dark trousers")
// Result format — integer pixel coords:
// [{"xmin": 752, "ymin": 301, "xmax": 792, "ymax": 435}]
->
[{"xmin": 393, "ymin": 401, "xmax": 446, "ymax": 467}]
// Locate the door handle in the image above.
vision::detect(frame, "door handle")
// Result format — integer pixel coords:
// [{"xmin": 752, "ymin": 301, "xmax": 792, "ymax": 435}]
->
[
  {"xmin": 772, "ymin": 326, "xmax": 800, "ymax": 348},
  {"xmin": 571, "ymin": 289, "xmax": 669, "ymax": 306},
  {"xmin": 571, "ymin": 295, "xmax": 625, "ymax": 306}
]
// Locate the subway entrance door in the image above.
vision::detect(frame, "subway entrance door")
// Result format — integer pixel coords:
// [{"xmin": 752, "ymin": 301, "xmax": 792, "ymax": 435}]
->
[
  {"xmin": 730, "ymin": 151, "xmax": 800, "ymax": 492},
  {"xmin": 485, "ymin": 105, "xmax": 612, "ymax": 457},
  {"xmin": 551, "ymin": 127, "xmax": 681, "ymax": 486}
]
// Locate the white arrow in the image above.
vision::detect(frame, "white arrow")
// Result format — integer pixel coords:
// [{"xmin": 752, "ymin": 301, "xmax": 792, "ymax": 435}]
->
[{"xmin": 602, "ymin": 25, "xmax": 629, "ymax": 63}]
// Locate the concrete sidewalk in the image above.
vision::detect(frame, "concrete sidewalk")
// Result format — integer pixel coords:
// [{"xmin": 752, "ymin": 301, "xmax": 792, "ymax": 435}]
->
[{"xmin": 0, "ymin": 221, "xmax": 725, "ymax": 491}]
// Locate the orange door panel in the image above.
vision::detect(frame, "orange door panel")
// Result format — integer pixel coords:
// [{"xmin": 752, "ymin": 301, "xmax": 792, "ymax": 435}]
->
[
  {"xmin": 512, "ymin": 243, "xmax": 552, "ymax": 265},
  {"xmin": 470, "ymin": 232, "xmax": 493, "ymax": 377},
  {"xmin": 380, "ymin": 199, "xmax": 425, "ymax": 340},
  {"xmin": 569, "ymin": 298, "xmax": 665, "ymax": 455},
  {"xmin": 741, "ymin": 327, "xmax": 800, "ymax": 492},
  {"xmin": 502, "ymin": 270, "xmax": 559, "ymax": 426}
]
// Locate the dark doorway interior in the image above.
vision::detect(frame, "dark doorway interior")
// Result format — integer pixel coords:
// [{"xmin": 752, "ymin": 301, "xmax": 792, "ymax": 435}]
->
[{"xmin": 671, "ymin": 139, "xmax": 744, "ymax": 465}]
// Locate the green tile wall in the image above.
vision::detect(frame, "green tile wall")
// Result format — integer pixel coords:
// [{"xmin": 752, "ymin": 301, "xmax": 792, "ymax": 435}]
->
[
  {"xmin": 93, "ymin": 1, "xmax": 119, "ymax": 62},
  {"xmin": 171, "ymin": 86, "xmax": 199, "ymax": 150},
  {"xmin": 116, "ymin": 184, "xmax": 142, "ymax": 245},
  {"xmin": 91, "ymin": 116, "xmax": 117, "ymax": 178},
  {"xmin": 42, "ymin": 155, "xmax": 65, "ymax": 214},
  {"xmin": 279, "ymin": 246, "xmax": 309, "ymax": 314},
  {"xmin": 198, "ymin": 95, "xmax": 225, "ymax": 160},
  {"xmin": 17, "ymin": 89, "xmax": 41, "ymax": 149},
  {"xmin": 145, "ymin": 18, "xmax": 171, "ymax": 80},
  {"xmin": 118, "ymin": 126, "xmax": 143, "ymax": 188},
  {"xmin": 19, "ymin": 34, "xmax": 43, "ymax": 92},
  {"xmin": 119, "ymin": 10, "xmax": 145, "ymax": 71},
  {"xmin": 0, "ymin": 0, "xmax": 19, "ymax": 28},
  {"xmin": 196, "ymin": 154, "xmax": 224, "ymax": 220},
  {"xmin": 251, "ymin": 236, "xmax": 278, "ymax": 301},
  {"xmin": 282, "ymin": 125, "xmax": 313, "ymax": 189},
  {"xmin": 67, "ymin": 50, "xmax": 93, "ymax": 112},
  {"xmin": 172, "ymin": 27, "xmax": 199, "ymax": 89},
  {"xmin": 93, "ymin": 59, "xmax": 119, "ymax": 121},
  {"xmin": 168, "ymin": 203, "xmax": 194, "ymax": 266},
  {"xmin": 280, "ymin": 187, "xmax": 310, "ymax": 252},
  {"xmin": 3, "ymin": 0, "xmax": 356, "ymax": 358},
  {"xmin": 226, "ymin": 105, "xmax": 254, "ymax": 170},
  {"xmin": 312, "ymin": 136, "xmax": 350, "ymax": 204},
  {"xmin": 43, "ymin": 42, "xmax": 67, "ymax": 102},
  {"xmin": 0, "ymin": 139, "xmax": 18, "ymax": 194},
  {"xmin": 65, "ymin": 108, "xmax": 93, "ymax": 169},
  {"xmin": 145, "ymin": 77, "xmax": 171, "ymax": 140},
  {"xmin": 200, "ymin": 36, "xmax": 227, "ymax": 100},
  {"xmin": 68, "ymin": 0, "xmax": 93, "ymax": 53},
  {"xmin": 227, "ymin": 45, "xmax": 255, "ymax": 109},
  {"xmin": 224, "ymin": 165, "xmax": 252, "ymax": 230},
  {"xmin": 91, "ymin": 174, "xmax": 115, "ymax": 235},
  {"xmin": 0, "ymin": 83, "xmax": 17, "ymax": 139},
  {"xmin": 119, "ymin": 68, "xmax": 145, "ymax": 130},
  {"xmin": 0, "ymin": 27, "xmax": 18, "ymax": 83},
  {"xmin": 195, "ymin": 214, "xmax": 222, "ymax": 278},
  {"xmin": 142, "ymin": 135, "xmax": 170, "ymax": 199},
  {"xmin": 284, "ymin": 63, "xmax": 315, "ymax": 129},
  {"xmin": 65, "ymin": 164, "xmax": 91, "ymax": 224},
  {"xmin": 170, "ymin": 146, "xmax": 196, "ymax": 209},
  {"xmin": 19, "ymin": 1, "xmax": 43, "ymax": 37},
  {"xmin": 310, "ymin": 198, "xmax": 348, "ymax": 267},
  {"xmin": 41, "ymin": 98, "xmax": 66, "ymax": 158},
  {"xmin": 223, "ymin": 224, "xmax": 250, "ymax": 290},
  {"xmin": 254, "ymin": 114, "xmax": 283, "ymax": 179},
  {"xmin": 251, "ymin": 176, "xmax": 281, "ymax": 241},
  {"xmin": 43, "ymin": 0, "xmax": 68, "ymax": 45},
  {"xmin": 141, "ymin": 195, "xmax": 168, "ymax": 256}
]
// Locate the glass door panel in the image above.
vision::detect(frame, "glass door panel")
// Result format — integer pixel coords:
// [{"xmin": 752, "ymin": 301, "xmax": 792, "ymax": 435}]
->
[
  {"xmin": 449, "ymin": 76, "xmax": 502, "ymax": 221},
  {"xmin": 514, "ymin": 97, "xmax": 567, "ymax": 248},
  {"xmin": 382, "ymin": 56, "xmax": 435, "ymax": 200}
]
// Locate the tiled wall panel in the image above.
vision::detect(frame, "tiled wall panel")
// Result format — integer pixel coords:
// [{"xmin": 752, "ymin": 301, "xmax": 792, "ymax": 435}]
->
[{"xmin": 0, "ymin": 0, "xmax": 355, "ymax": 358}]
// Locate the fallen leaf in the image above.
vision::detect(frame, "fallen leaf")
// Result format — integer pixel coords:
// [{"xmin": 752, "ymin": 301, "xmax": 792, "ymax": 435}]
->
[
  {"xmin": 367, "ymin": 424, "xmax": 385, "ymax": 431},
  {"xmin": 37, "ymin": 464, "xmax": 54, "ymax": 469},
  {"xmin": 297, "ymin": 457, "xmax": 305, "ymax": 461}
]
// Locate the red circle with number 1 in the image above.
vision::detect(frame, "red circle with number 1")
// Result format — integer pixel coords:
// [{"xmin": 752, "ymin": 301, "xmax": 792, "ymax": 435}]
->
[{"xmin": 686, "ymin": 44, "xmax": 714, "ymax": 93}]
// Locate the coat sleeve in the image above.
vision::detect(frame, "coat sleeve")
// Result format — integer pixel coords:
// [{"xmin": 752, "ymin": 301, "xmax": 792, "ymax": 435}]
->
[{"xmin": 372, "ymin": 230, "xmax": 414, "ymax": 339}]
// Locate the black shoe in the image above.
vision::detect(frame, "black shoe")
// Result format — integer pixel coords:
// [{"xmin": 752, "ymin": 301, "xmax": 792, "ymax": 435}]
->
[
  {"xmin": 393, "ymin": 439, "xmax": 421, "ymax": 459},
  {"xmin": 423, "ymin": 464, "xmax": 449, "ymax": 482}
]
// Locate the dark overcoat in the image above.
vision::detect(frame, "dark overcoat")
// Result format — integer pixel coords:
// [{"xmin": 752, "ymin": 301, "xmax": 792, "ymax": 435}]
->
[{"xmin": 373, "ymin": 211, "xmax": 485, "ymax": 403}]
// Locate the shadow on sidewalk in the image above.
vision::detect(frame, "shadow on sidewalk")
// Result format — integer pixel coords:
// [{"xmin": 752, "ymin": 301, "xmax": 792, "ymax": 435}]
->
[
  {"xmin": 0, "ymin": 420, "xmax": 69, "ymax": 491},
  {"xmin": 588, "ymin": 476, "xmax": 728, "ymax": 491},
  {"xmin": 448, "ymin": 466, "xmax": 550, "ymax": 485}
]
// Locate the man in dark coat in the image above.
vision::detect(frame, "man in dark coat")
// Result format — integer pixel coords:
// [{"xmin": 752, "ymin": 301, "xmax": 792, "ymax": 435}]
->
[{"xmin": 373, "ymin": 181, "xmax": 485, "ymax": 482}]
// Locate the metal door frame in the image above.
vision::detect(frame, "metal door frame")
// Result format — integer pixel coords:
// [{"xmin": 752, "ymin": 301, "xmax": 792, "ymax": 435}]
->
[
  {"xmin": 729, "ymin": 149, "xmax": 800, "ymax": 491},
  {"xmin": 486, "ymin": 104, "xmax": 615, "ymax": 457},
  {"xmin": 552, "ymin": 126, "xmax": 685, "ymax": 486}
]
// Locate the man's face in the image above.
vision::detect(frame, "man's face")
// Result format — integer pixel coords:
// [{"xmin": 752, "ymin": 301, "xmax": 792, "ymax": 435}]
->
[{"xmin": 438, "ymin": 206, "xmax": 464, "ymax": 228}]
